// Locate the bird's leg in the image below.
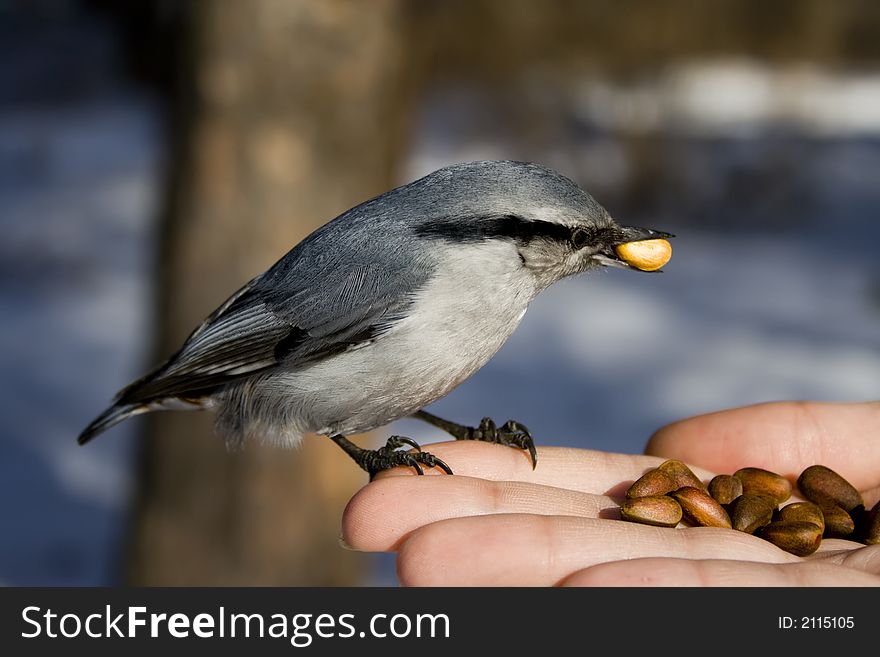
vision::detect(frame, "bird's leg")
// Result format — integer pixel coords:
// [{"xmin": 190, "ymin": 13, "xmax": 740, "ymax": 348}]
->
[
  {"xmin": 411, "ymin": 410, "xmax": 537, "ymax": 469},
  {"xmin": 328, "ymin": 433, "xmax": 453, "ymax": 480}
]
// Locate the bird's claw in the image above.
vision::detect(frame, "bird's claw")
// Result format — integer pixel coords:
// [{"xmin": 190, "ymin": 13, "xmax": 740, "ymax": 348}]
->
[
  {"xmin": 385, "ymin": 435, "xmax": 422, "ymax": 452},
  {"xmin": 471, "ymin": 417, "xmax": 538, "ymax": 469},
  {"xmin": 365, "ymin": 435, "xmax": 453, "ymax": 480}
]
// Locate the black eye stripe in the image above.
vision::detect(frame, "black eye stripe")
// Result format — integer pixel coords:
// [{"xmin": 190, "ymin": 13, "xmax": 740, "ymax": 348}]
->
[{"xmin": 415, "ymin": 215, "xmax": 577, "ymax": 246}]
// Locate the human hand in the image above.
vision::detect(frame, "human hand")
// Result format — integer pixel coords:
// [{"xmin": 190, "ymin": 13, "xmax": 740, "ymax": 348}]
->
[{"xmin": 341, "ymin": 402, "xmax": 880, "ymax": 586}]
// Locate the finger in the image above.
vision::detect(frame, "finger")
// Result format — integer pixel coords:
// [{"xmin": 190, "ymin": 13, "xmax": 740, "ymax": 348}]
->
[
  {"xmin": 560, "ymin": 557, "xmax": 880, "ymax": 587},
  {"xmin": 395, "ymin": 514, "xmax": 798, "ymax": 586},
  {"xmin": 647, "ymin": 401, "xmax": 880, "ymax": 490},
  {"xmin": 374, "ymin": 441, "xmax": 714, "ymax": 495},
  {"xmin": 342, "ymin": 475, "xmax": 617, "ymax": 551},
  {"xmin": 819, "ymin": 543, "xmax": 880, "ymax": 576}
]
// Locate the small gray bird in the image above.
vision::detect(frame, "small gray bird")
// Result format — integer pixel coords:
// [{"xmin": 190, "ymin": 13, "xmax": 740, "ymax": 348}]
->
[{"xmin": 79, "ymin": 160, "xmax": 672, "ymax": 477}]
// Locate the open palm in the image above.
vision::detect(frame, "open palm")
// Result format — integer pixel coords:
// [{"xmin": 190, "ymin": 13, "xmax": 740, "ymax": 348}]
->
[{"xmin": 341, "ymin": 401, "xmax": 880, "ymax": 586}]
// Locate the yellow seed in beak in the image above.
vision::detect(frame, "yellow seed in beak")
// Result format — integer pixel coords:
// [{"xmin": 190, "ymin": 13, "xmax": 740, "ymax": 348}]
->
[{"xmin": 614, "ymin": 239, "xmax": 672, "ymax": 271}]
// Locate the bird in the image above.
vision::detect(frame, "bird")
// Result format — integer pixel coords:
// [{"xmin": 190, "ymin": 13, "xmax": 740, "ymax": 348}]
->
[{"xmin": 78, "ymin": 160, "xmax": 672, "ymax": 478}]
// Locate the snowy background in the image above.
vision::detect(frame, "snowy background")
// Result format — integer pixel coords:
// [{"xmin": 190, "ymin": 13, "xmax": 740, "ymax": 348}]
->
[{"xmin": 1, "ymin": 8, "xmax": 878, "ymax": 586}]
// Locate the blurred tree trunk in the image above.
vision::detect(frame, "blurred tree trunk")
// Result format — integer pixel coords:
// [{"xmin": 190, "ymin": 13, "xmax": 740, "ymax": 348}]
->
[{"xmin": 126, "ymin": 0, "xmax": 412, "ymax": 585}]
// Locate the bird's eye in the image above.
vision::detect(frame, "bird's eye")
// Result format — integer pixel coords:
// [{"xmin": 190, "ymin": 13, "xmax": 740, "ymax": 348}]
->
[{"xmin": 570, "ymin": 228, "xmax": 592, "ymax": 249}]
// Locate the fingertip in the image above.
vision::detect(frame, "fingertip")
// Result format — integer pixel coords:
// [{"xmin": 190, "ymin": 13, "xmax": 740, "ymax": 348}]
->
[
  {"xmin": 396, "ymin": 522, "xmax": 456, "ymax": 587},
  {"xmin": 339, "ymin": 482, "xmax": 372, "ymax": 549},
  {"xmin": 340, "ymin": 478, "xmax": 403, "ymax": 551},
  {"xmin": 644, "ymin": 419, "xmax": 685, "ymax": 458},
  {"xmin": 645, "ymin": 402, "xmax": 880, "ymax": 490}
]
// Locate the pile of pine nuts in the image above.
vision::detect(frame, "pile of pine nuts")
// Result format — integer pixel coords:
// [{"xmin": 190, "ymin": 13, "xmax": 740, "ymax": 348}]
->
[{"xmin": 619, "ymin": 461, "xmax": 879, "ymax": 556}]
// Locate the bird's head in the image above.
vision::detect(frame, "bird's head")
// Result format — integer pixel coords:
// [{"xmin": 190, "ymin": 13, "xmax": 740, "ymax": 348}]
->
[{"xmin": 408, "ymin": 160, "xmax": 673, "ymax": 290}]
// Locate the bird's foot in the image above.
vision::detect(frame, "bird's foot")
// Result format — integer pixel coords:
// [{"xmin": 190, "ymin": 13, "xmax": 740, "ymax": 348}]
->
[
  {"xmin": 411, "ymin": 410, "xmax": 537, "ymax": 469},
  {"xmin": 467, "ymin": 417, "xmax": 538, "ymax": 469},
  {"xmin": 331, "ymin": 434, "xmax": 453, "ymax": 480}
]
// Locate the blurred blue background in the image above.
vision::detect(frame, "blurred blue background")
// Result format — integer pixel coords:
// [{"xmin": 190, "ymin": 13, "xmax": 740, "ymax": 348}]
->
[{"xmin": 1, "ymin": 0, "xmax": 878, "ymax": 585}]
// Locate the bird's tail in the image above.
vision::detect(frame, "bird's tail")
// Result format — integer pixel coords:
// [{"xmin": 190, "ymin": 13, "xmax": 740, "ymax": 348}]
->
[{"xmin": 77, "ymin": 403, "xmax": 149, "ymax": 445}]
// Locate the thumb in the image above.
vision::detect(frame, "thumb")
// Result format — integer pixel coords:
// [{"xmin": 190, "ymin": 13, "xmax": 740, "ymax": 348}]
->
[{"xmin": 646, "ymin": 401, "xmax": 880, "ymax": 493}]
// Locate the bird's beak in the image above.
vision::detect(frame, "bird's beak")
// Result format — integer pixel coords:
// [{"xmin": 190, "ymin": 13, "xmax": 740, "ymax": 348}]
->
[
  {"xmin": 614, "ymin": 226, "xmax": 675, "ymax": 244},
  {"xmin": 594, "ymin": 225, "xmax": 675, "ymax": 272}
]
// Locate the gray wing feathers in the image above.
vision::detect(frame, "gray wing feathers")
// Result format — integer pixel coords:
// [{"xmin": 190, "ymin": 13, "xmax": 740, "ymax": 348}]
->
[
  {"xmin": 115, "ymin": 301, "xmax": 291, "ymax": 404},
  {"xmin": 116, "ymin": 242, "xmax": 432, "ymax": 405},
  {"xmin": 166, "ymin": 302, "xmax": 287, "ymax": 375}
]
